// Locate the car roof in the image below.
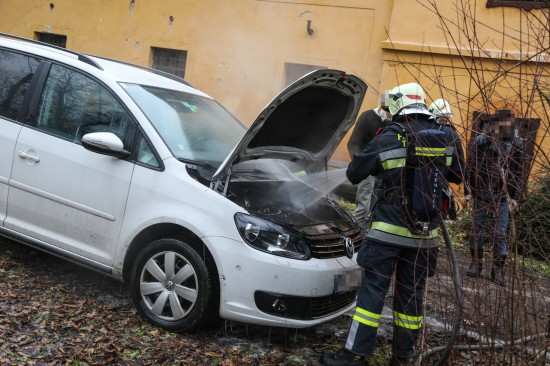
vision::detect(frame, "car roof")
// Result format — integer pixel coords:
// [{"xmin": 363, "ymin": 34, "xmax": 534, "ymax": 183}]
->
[
  {"xmin": 0, "ymin": 34, "xmax": 207, "ymax": 96},
  {"xmin": 91, "ymin": 56, "xmax": 207, "ymax": 95}
]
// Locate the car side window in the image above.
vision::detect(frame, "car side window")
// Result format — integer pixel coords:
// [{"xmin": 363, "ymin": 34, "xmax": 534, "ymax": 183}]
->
[
  {"xmin": 0, "ymin": 49, "xmax": 40, "ymax": 120},
  {"xmin": 36, "ymin": 64, "xmax": 132, "ymax": 147},
  {"xmin": 136, "ymin": 134, "xmax": 160, "ymax": 168}
]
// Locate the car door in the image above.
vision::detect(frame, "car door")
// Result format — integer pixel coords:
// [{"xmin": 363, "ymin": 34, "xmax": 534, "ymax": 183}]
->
[
  {"xmin": 0, "ymin": 49, "xmax": 40, "ymax": 226},
  {"xmin": 5, "ymin": 62, "xmax": 135, "ymax": 265}
]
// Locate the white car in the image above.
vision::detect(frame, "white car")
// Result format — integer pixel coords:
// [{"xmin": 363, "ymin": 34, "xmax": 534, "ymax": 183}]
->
[{"xmin": 0, "ymin": 33, "xmax": 366, "ymax": 332}]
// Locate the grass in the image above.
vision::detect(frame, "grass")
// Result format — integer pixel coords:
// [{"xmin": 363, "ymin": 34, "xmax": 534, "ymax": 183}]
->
[{"xmin": 337, "ymin": 199, "xmax": 356, "ymax": 213}]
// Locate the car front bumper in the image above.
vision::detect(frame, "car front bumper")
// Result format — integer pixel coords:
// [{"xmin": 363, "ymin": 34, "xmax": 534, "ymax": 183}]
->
[{"xmin": 204, "ymin": 236, "xmax": 362, "ymax": 328}]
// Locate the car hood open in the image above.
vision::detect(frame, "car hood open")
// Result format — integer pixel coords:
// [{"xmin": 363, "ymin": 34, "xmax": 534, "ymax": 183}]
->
[{"xmin": 212, "ymin": 69, "xmax": 367, "ymax": 183}]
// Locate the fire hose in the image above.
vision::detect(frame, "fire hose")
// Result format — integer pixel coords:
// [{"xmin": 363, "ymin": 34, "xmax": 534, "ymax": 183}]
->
[
  {"xmin": 413, "ymin": 214, "xmax": 463, "ymax": 366},
  {"xmin": 417, "ymin": 181, "xmax": 549, "ymax": 364}
]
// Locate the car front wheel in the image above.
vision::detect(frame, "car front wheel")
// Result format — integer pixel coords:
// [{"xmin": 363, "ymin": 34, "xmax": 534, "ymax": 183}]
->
[{"xmin": 130, "ymin": 238, "xmax": 214, "ymax": 332}]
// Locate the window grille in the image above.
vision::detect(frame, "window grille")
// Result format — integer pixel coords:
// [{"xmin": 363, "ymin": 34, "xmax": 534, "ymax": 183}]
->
[
  {"xmin": 35, "ymin": 32, "xmax": 67, "ymax": 48},
  {"xmin": 152, "ymin": 47, "xmax": 187, "ymax": 79},
  {"xmin": 486, "ymin": 0, "xmax": 549, "ymax": 9}
]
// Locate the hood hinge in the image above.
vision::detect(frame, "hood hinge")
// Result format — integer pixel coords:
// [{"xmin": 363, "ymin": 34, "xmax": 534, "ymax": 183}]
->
[{"xmin": 210, "ymin": 169, "xmax": 231, "ymax": 196}]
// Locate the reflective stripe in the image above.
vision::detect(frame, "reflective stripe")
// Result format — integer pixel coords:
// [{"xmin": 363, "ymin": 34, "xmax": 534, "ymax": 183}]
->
[
  {"xmin": 446, "ymin": 146, "xmax": 454, "ymax": 166},
  {"xmin": 393, "ymin": 310, "xmax": 422, "ymax": 330},
  {"xmin": 367, "ymin": 228, "xmax": 439, "ymax": 248},
  {"xmin": 379, "ymin": 148, "xmax": 407, "ymax": 171},
  {"xmin": 345, "ymin": 321, "xmax": 360, "ymax": 350},
  {"xmin": 379, "ymin": 148, "xmax": 407, "ymax": 161},
  {"xmin": 370, "ymin": 221, "xmax": 438, "ymax": 239},
  {"xmin": 415, "ymin": 147, "xmax": 446, "ymax": 157},
  {"xmin": 394, "ymin": 311, "xmax": 422, "ymax": 322},
  {"xmin": 352, "ymin": 307, "xmax": 381, "ymax": 328},
  {"xmin": 382, "ymin": 158, "xmax": 406, "ymax": 170}
]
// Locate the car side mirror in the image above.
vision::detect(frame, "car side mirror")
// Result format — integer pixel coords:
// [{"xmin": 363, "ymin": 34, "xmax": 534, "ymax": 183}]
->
[{"xmin": 81, "ymin": 132, "xmax": 131, "ymax": 159}]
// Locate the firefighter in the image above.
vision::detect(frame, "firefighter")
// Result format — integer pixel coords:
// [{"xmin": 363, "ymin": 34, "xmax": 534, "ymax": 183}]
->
[
  {"xmin": 320, "ymin": 83, "xmax": 464, "ymax": 366},
  {"xmin": 429, "ymin": 98, "xmax": 453, "ymax": 125}
]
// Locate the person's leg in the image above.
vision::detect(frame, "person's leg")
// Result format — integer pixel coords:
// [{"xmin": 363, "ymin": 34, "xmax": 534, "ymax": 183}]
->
[
  {"xmin": 320, "ymin": 241, "xmax": 398, "ymax": 365},
  {"xmin": 391, "ymin": 247, "xmax": 437, "ymax": 362},
  {"xmin": 467, "ymin": 199, "xmax": 486, "ymax": 277},
  {"xmin": 346, "ymin": 241, "xmax": 398, "ymax": 355},
  {"xmin": 491, "ymin": 199, "xmax": 510, "ymax": 285},
  {"xmin": 493, "ymin": 199, "xmax": 510, "ymax": 257}
]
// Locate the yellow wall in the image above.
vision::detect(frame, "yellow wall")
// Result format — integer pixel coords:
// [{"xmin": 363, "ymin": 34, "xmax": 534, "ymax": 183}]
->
[
  {"xmin": 0, "ymin": 0, "xmax": 394, "ymax": 162},
  {"xmin": 0, "ymin": 0, "xmax": 547, "ymax": 165}
]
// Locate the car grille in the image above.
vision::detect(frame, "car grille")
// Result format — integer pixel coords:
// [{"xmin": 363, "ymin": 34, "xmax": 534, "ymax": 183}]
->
[
  {"xmin": 255, "ymin": 290, "xmax": 357, "ymax": 320},
  {"xmin": 308, "ymin": 228, "xmax": 364, "ymax": 259},
  {"xmin": 310, "ymin": 290, "xmax": 357, "ymax": 319}
]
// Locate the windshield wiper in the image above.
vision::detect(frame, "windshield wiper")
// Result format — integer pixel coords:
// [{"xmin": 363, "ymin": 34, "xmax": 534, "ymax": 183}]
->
[{"xmin": 178, "ymin": 158, "xmax": 217, "ymax": 171}]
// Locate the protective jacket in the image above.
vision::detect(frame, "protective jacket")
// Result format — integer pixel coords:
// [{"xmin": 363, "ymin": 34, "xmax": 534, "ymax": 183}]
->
[
  {"xmin": 347, "ymin": 108, "xmax": 391, "ymax": 157},
  {"xmin": 465, "ymin": 134, "xmax": 524, "ymax": 201},
  {"xmin": 346, "ymin": 113, "xmax": 464, "ymax": 248}
]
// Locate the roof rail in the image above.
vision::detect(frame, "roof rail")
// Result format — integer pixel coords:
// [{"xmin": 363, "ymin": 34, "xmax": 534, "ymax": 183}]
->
[
  {"xmin": 0, "ymin": 32, "xmax": 103, "ymax": 70},
  {"xmin": 94, "ymin": 55, "xmax": 193, "ymax": 87}
]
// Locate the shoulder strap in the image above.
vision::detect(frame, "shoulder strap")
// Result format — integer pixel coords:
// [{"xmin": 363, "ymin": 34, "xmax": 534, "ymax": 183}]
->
[
  {"xmin": 384, "ymin": 122, "xmax": 408, "ymax": 136},
  {"xmin": 387, "ymin": 121, "xmax": 406, "ymax": 132}
]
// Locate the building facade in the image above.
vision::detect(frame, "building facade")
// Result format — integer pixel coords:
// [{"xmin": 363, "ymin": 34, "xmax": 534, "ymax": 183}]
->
[{"xmin": 1, "ymin": 0, "xmax": 548, "ymax": 166}]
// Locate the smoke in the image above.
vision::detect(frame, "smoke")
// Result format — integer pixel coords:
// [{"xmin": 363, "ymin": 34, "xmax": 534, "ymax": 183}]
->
[
  {"xmin": 299, "ymin": 168, "xmax": 348, "ymax": 196},
  {"xmin": 295, "ymin": 168, "xmax": 349, "ymax": 207},
  {"xmin": 230, "ymin": 160, "xmax": 351, "ymax": 224}
]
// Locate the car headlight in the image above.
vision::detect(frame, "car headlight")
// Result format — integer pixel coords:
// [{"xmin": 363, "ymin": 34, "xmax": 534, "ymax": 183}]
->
[{"xmin": 234, "ymin": 213, "xmax": 311, "ymax": 260}]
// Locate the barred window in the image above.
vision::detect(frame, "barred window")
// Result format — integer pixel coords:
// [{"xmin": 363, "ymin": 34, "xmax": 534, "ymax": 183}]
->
[
  {"xmin": 35, "ymin": 32, "xmax": 67, "ymax": 48},
  {"xmin": 151, "ymin": 47, "xmax": 187, "ymax": 79},
  {"xmin": 486, "ymin": 0, "xmax": 549, "ymax": 9}
]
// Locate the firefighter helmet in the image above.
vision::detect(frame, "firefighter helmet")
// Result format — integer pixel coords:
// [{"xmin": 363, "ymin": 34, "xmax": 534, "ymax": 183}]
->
[
  {"xmin": 386, "ymin": 82, "xmax": 429, "ymax": 116},
  {"xmin": 429, "ymin": 98, "xmax": 453, "ymax": 118}
]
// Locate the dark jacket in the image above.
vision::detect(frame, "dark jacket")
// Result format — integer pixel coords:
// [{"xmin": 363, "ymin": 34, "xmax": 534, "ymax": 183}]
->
[
  {"xmin": 347, "ymin": 113, "xmax": 465, "ymax": 248},
  {"xmin": 347, "ymin": 108, "xmax": 391, "ymax": 158},
  {"xmin": 465, "ymin": 134, "xmax": 524, "ymax": 201}
]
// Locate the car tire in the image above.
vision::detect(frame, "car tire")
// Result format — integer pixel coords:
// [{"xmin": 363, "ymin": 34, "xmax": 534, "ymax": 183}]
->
[{"xmin": 130, "ymin": 238, "xmax": 214, "ymax": 332}]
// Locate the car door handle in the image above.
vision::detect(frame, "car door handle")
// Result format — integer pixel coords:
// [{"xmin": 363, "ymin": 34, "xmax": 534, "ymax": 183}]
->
[{"xmin": 18, "ymin": 151, "xmax": 41, "ymax": 163}]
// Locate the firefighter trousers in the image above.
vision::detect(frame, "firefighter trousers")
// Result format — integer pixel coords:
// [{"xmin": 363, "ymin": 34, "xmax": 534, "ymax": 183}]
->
[{"xmin": 345, "ymin": 240, "xmax": 437, "ymax": 358}]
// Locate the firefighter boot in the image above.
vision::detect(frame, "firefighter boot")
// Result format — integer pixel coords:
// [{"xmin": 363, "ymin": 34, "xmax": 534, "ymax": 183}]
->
[
  {"xmin": 490, "ymin": 255, "xmax": 506, "ymax": 286},
  {"xmin": 466, "ymin": 248, "xmax": 483, "ymax": 277},
  {"xmin": 319, "ymin": 348, "xmax": 368, "ymax": 366}
]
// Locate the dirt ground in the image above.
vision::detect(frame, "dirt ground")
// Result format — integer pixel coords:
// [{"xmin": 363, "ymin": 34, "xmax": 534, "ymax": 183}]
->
[{"xmin": 0, "ymin": 237, "xmax": 548, "ymax": 365}]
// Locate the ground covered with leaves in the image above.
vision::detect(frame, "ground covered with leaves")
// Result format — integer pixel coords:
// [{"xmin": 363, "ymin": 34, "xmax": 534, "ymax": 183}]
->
[
  {"xmin": 0, "ymin": 237, "xmax": 354, "ymax": 365},
  {"xmin": 1, "ymin": 236, "xmax": 548, "ymax": 365}
]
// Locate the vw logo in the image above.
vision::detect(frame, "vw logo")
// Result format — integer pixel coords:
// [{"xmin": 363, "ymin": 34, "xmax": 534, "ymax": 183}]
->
[{"xmin": 342, "ymin": 236, "xmax": 354, "ymax": 258}]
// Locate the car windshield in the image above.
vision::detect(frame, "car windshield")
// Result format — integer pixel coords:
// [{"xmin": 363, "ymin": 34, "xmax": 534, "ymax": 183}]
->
[{"xmin": 121, "ymin": 83, "xmax": 245, "ymax": 167}]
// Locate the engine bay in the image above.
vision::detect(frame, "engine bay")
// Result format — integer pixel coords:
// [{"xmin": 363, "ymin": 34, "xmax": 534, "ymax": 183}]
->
[{"xmin": 226, "ymin": 178, "xmax": 349, "ymax": 227}]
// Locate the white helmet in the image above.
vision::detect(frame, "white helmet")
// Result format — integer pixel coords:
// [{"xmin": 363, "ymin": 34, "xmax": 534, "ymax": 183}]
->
[
  {"xmin": 429, "ymin": 98, "xmax": 453, "ymax": 118},
  {"xmin": 385, "ymin": 82, "xmax": 429, "ymax": 116}
]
